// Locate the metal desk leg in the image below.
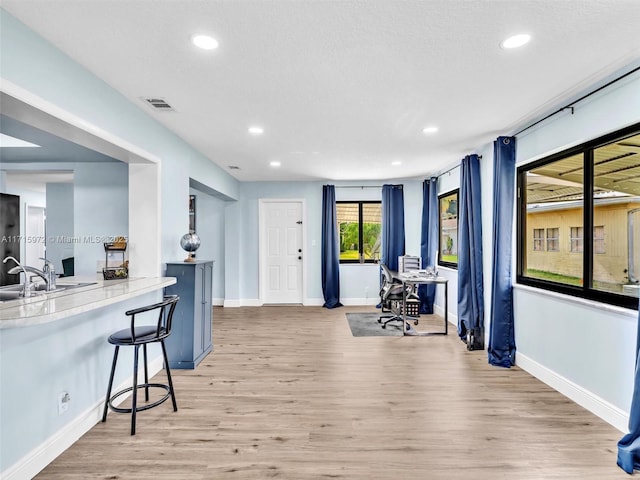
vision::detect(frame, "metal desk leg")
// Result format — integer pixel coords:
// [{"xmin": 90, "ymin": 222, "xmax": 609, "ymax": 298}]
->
[
  {"xmin": 401, "ymin": 280, "xmax": 408, "ymax": 335},
  {"xmin": 444, "ymin": 281, "xmax": 448, "ymax": 335}
]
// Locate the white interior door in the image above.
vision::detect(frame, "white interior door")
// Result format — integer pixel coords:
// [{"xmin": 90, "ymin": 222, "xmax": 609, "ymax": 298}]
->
[
  {"xmin": 260, "ymin": 200, "xmax": 303, "ymax": 304},
  {"xmin": 25, "ymin": 205, "xmax": 46, "ymax": 267}
]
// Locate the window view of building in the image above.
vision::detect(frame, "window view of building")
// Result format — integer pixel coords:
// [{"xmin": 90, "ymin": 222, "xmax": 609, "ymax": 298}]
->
[
  {"xmin": 439, "ymin": 190, "xmax": 458, "ymax": 268},
  {"xmin": 546, "ymin": 227, "xmax": 560, "ymax": 252},
  {"xmin": 336, "ymin": 201, "xmax": 382, "ymax": 263},
  {"xmin": 533, "ymin": 228, "xmax": 544, "ymax": 251},
  {"xmin": 518, "ymin": 128, "xmax": 640, "ymax": 308},
  {"xmin": 570, "ymin": 226, "xmax": 583, "ymax": 253}
]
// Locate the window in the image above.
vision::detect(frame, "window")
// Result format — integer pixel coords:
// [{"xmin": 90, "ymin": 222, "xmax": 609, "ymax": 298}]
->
[
  {"xmin": 517, "ymin": 124, "xmax": 640, "ymax": 309},
  {"xmin": 533, "ymin": 229, "xmax": 544, "ymax": 251},
  {"xmin": 594, "ymin": 225, "xmax": 605, "ymax": 254},
  {"xmin": 439, "ymin": 190, "xmax": 458, "ymax": 268},
  {"xmin": 546, "ymin": 227, "xmax": 559, "ymax": 252},
  {"xmin": 336, "ymin": 201, "xmax": 381, "ymax": 263},
  {"xmin": 570, "ymin": 226, "xmax": 583, "ymax": 253},
  {"xmin": 571, "ymin": 226, "xmax": 603, "ymax": 254}
]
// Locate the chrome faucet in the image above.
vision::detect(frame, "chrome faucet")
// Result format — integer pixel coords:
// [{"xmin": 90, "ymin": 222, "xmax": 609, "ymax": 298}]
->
[
  {"xmin": 5, "ymin": 257, "xmax": 57, "ymax": 291},
  {"xmin": 39, "ymin": 257, "xmax": 57, "ymax": 290},
  {"xmin": 3, "ymin": 256, "xmax": 36, "ymax": 297}
]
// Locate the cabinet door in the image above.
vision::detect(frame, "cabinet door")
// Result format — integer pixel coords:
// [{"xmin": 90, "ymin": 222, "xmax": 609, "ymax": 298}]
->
[
  {"xmin": 165, "ymin": 264, "xmax": 196, "ymax": 365},
  {"xmin": 202, "ymin": 262, "xmax": 213, "ymax": 349},
  {"xmin": 192, "ymin": 264, "xmax": 204, "ymax": 357}
]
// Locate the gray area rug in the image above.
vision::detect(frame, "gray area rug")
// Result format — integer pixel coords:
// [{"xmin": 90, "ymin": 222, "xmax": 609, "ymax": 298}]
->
[{"xmin": 345, "ymin": 312, "xmax": 403, "ymax": 337}]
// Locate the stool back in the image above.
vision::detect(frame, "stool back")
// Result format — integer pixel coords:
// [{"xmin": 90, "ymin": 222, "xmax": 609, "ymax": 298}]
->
[{"xmin": 124, "ymin": 295, "xmax": 179, "ymax": 342}]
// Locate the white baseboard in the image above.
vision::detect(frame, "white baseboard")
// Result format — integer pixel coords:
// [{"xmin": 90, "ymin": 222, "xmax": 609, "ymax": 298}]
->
[
  {"xmin": 434, "ymin": 304, "xmax": 457, "ymax": 328},
  {"xmin": 223, "ymin": 299, "xmax": 263, "ymax": 307},
  {"xmin": 302, "ymin": 298, "xmax": 324, "ymax": 306},
  {"xmin": 515, "ymin": 351, "xmax": 628, "ymax": 433},
  {"xmin": 212, "ymin": 297, "xmax": 224, "ymax": 306},
  {"xmin": 221, "ymin": 299, "xmax": 455, "ymax": 312},
  {"xmin": 339, "ymin": 297, "xmax": 379, "ymax": 306},
  {"xmin": 2, "ymin": 357, "xmax": 163, "ymax": 480}
]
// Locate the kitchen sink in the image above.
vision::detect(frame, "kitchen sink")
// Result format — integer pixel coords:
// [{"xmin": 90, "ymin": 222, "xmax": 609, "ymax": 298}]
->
[
  {"xmin": 0, "ymin": 282, "xmax": 97, "ymax": 302},
  {"xmin": 0, "ymin": 290, "xmax": 33, "ymax": 301}
]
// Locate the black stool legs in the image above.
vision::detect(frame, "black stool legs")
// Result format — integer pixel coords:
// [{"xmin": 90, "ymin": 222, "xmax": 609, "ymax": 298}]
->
[
  {"xmin": 161, "ymin": 341, "xmax": 178, "ymax": 412},
  {"xmin": 102, "ymin": 340, "xmax": 178, "ymax": 435},
  {"xmin": 102, "ymin": 345, "xmax": 119, "ymax": 423}
]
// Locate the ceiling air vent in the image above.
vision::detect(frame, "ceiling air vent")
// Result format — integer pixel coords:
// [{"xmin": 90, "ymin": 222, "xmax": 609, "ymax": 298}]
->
[
  {"xmin": 228, "ymin": 166, "xmax": 241, "ymax": 170},
  {"xmin": 143, "ymin": 97, "xmax": 175, "ymax": 112}
]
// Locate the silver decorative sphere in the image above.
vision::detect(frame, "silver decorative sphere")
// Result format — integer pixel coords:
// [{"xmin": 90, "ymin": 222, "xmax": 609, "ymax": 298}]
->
[{"xmin": 180, "ymin": 232, "xmax": 201, "ymax": 253}]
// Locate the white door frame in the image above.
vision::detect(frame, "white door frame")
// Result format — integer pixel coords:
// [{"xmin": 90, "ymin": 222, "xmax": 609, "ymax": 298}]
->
[
  {"xmin": 24, "ymin": 204, "xmax": 46, "ymax": 267},
  {"xmin": 258, "ymin": 198, "xmax": 307, "ymax": 305}
]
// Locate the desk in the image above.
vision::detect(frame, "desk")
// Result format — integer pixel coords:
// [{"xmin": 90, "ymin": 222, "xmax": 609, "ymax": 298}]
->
[{"xmin": 394, "ymin": 271, "xmax": 448, "ymax": 336}]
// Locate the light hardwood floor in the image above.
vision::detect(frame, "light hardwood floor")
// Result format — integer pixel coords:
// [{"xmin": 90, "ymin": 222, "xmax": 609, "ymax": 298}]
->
[{"xmin": 36, "ymin": 306, "xmax": 626, "ymax": 479}]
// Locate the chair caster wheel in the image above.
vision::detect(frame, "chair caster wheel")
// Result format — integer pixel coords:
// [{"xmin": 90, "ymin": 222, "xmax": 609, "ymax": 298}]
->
[
  {"xmin": 381, "ymin": 325, "xmax": 386, "ymax": 329},
  {"xmin": 414, "ymin": 321, "xmax": 419, "ymax": 326},
  {"xmin": 378, "ymin": 319, "xmax": 382, "ymax": 323}
]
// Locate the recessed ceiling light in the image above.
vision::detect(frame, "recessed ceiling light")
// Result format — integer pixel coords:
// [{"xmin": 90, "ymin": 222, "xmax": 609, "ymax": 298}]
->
[
  {"xmin": 422, "ymin": 126, "xmax": 438, "ymax": 134},
  {"xmin": 500, "ymin": 33, "xmax": 531, "ymax": 49},
  {"xmin": 191, "ymin": 34, "xmax": 219, "ymax": 50},
  {"xmin": 270, "ymin": 161, "xmax": 281, "ymax": 167},
  {"xmin": 0, "ymin": 133, "xmax": 40, "ymax": 148},
  {"xmin": 248, "ymin": 126, "xmax": 264, "ymax": 135},
  {"xmin": 391, "ymin": 161, "xmax": 402, "ymax": 166}
]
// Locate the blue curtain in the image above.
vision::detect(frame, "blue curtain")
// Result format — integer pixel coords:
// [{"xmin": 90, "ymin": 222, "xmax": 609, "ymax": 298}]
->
[
  {"xmin": 419, "ymin": 177, "xmax": 438, "ymax": 314},
  {"xmin": 321, "ymin": 185, "xmax": 342, "ymax": 309},
  {"xmin": 488, "ymin": 137, "xmax": 517, "ymax": 367},
  {"xmin": 381, "ymin": 184, "xmax": 405, "ymax": 272},
  {"xmin": 617, "ymin": 301, "xmax": 640, "ymax": 473},
  {"xmin": 457, "ymin": 154, "xmax": 485, "ymax": 349}
]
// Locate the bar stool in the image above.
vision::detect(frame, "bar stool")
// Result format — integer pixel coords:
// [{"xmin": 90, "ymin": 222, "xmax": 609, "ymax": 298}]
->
[{"xmin": 102, "ymin": 295, "xmax": 179, "ymax": 435}]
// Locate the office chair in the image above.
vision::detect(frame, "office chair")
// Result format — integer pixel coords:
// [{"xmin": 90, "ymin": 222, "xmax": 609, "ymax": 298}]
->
[
  {"xmin": 61, "ymin": 257, "xmax": 74, "ymax": 277},
  {"xmin": 378, "ymin": 263, "xmax": 409, "ymax": 330}
]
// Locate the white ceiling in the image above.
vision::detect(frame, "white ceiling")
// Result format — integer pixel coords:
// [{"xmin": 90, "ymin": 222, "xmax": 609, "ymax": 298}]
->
[
  {"xmin": 2, "ymin": 0, "xmax": 640, "ymax": 182},
  {"xmin": 4, "ymin": 171, "xmax": 73, "ymax": 193}
]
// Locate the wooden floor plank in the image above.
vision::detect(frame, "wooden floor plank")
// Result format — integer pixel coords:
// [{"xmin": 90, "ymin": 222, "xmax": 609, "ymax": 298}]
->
[{"xmin": 35, "ymin": 306, "xmax": 626, "ymax": 479}]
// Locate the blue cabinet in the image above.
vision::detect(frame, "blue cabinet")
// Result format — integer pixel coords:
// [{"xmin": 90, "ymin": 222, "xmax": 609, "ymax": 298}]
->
[{"xmin": 164, "ymin": 261, "xmax": 213, "ymax": 369}]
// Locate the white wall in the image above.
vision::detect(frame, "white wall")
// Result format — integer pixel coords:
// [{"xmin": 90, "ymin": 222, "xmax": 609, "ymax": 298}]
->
[
  {"xmin": 189, "ymin": 187, "xmax": 226, "ymax": 304},
  {"xmin": 45, "ymin": 182, "xmax": 74, "ymax": 274},
  {"xmin": 73, "ymin": 162, "xmax": 129, "ymax": 277},
  {"xmin": 511, "ymin": 68, "xmax": 640, "ymax": 431},
  {"xmin": 434, "ymin": 165, "xmax": 464, "ymax": 323},
  {"xmin": 225, "ymin": 179, "xmax": 424, "ymax": 306}
]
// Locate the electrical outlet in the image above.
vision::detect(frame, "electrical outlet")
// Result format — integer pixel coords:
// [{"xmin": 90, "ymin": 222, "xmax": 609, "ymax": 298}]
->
[{"xmin": 57, "ymin": 391, "xmax": 70, "ymax": 415}]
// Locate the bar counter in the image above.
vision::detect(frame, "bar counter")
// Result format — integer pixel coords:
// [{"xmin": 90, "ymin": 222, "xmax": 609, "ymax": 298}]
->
[{"xmin": 0, "ymin": 276, "xmax": 176, "ymax": 328}]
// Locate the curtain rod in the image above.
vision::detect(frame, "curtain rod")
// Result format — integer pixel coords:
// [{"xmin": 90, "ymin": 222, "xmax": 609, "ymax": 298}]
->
[
  {"xmin": 437, "ymin": 155, "xmax": 483, "ymax": 178},
  {"xmin": 438, "ymin": 164, "xmax": 460, "ymax": 177},
  {"xmin": 431, "ymin": 66, "xmax": 640, "ymax": 180},
  {"xmin": 335, "ymin": 185, "xmax": 384, "ymax": 189},
  {"xmin": 514, "ymin": 65, "xmax": 640, "ymax": 137}
]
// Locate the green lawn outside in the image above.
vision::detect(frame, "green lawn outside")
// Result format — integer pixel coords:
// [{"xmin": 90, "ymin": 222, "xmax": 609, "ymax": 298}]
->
[
  {"xmin": 526, "ymin": 269, "xmax": 582, "ymax": 286},
  {"xmin": 441, "ymin": 254, "xmax": 457, "ymax": 264},
  {"xmin": 340, "ymin": 250, "xmax": 360, "ymax": 261}
]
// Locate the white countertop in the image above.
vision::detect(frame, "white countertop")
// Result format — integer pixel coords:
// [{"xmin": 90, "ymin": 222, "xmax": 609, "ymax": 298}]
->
[{"xmin": 0, "ymin": 276, "xmax": 176, "ymax": 328}]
